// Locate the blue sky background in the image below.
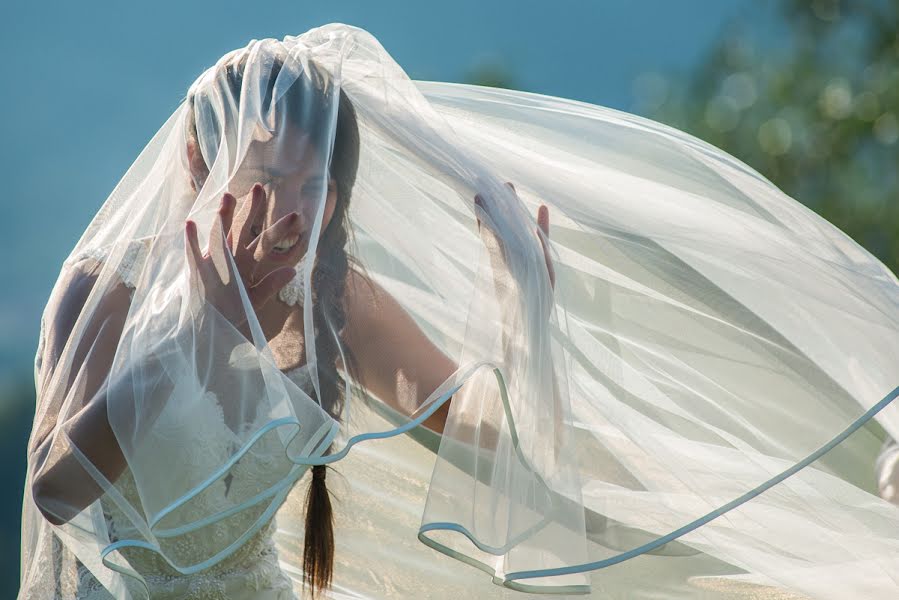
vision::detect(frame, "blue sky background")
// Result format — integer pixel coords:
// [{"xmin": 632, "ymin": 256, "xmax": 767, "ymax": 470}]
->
[{"xmin": 0, "ymin": 1, "xmax": 759, "ymax": 377}]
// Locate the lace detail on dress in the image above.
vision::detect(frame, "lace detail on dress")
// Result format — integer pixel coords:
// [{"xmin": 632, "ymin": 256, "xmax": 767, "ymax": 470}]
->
[
  {"xmin": 40, "ymin": 531, "xmax": 116, "ymax": 600},
  {"xmin": 70, "ymin": 521, "xmax": 295, "ymax": 599},
  {"xmin": 81, "ymin": 382, "xmax": 301, "ymax": 599},
  {"xmin": 68, "ymin": 370, "xmax": 311, "ymax": 599},
  {"xmin": 60, "ymin": 243, "xmax": 312, "ymax": 598},
  {"xmin": 276, "ymin": 256, "xmax": 309, "ymax": 307},
  {"xmin": 78, "ymin": 434, "xmax": 293, "ymax": 600},
  {"xmin": 69, "ymin": 239, "xmax": 150, "ymax": 292}
]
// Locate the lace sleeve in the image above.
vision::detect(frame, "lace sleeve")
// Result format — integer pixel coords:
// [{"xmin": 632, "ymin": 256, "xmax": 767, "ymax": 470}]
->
[{"xmin": 68, "ymin": 239, "xmax": 150, "ymax": 292}]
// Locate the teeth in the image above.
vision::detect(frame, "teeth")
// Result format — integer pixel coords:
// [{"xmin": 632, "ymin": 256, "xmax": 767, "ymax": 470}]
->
[{"xmin": 273, "ymin": 234, "xmax": 299, "ymax": 250}]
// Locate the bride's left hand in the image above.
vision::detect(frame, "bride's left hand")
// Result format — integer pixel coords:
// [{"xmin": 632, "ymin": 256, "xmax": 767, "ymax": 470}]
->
[{"xmin": 475, "ymin": 181, "xmax": 556, "ymax": 292}]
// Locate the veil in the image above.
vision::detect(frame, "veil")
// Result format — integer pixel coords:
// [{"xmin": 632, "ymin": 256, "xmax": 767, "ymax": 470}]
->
[{"xmin": 21, "ymin": 23, "xmax": 899, "ymax": 599}]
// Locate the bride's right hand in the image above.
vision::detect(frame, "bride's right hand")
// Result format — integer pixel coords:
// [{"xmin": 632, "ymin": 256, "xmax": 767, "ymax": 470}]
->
[{"xmin": 184, "ymin": 182, "xmax": 300, "ymax": 336}]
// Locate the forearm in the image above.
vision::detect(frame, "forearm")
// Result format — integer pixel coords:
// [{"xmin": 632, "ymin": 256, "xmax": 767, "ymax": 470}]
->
[
  {"xmin": 31, "ymin": 392, "xmax": 128, "ymax": 526},
  {"xmin": 31, "ymin": 352, "xmax": 175, "ymax": 526},
  {"xmin": 421, "ymin": 398, "xmax": 452, "ymax": 434},
  {"xmin": 29, "ymin": 311, "xmax": 220, "ymax": 526},
  {"xmin": 423, "ymin": 330, "xmax": 564, "ymax": 454}
]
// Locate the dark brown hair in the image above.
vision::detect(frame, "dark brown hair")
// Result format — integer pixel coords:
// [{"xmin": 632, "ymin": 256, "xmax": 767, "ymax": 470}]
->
[
  {"xmin": 301, "ymin": 84, "xmax": 360, "ymax": 595},
  {"xmin": 185, "ymin": 46, "xmax": 363, "ymax": 597}
]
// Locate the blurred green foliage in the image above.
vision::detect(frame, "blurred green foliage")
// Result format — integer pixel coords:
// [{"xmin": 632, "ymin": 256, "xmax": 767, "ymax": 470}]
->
[
  {"xmin": 465, "ymin": 61, "xmax": 517, "ymax": 90},
  {"xmin": 636, "ymin": 0, "xmax": 899, "ymax": 271},
  {"xmin": 1, "ymin": 375, "xmax": 35, "ymax": 599}
]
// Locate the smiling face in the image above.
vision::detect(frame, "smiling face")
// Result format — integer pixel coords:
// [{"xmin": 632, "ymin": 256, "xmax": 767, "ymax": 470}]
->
[
  {"xmin": 187, "ymin": 123, "xmax": 339, "ymax": 272},
  {"xmin": 230, "ymin": 127, "xmax": 339, "ymax": 269},
  {"xmin": 185, "ymin": 52, "xmax": 359, "ymax": 289}
]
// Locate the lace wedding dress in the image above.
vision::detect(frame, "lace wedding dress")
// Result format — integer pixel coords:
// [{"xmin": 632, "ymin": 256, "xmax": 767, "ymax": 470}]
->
[{"xmin": 36, "ymin": 242, "xmax": 308, "ymax": 599}]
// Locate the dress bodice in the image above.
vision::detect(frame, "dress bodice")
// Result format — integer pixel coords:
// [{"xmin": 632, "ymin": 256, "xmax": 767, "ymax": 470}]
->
[
  {"xmin": 71, "ymin": 364, "xmax": 313, "ymax": 599},
  {"xmin": 63, "ymin": 242, "xmax": 313, "ymax": 599}
]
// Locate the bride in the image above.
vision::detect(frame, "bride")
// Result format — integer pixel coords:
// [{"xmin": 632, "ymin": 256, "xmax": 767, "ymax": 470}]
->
[{"xmin": 20, "ymin": 23, "xmax": 899, "ymax": 600}]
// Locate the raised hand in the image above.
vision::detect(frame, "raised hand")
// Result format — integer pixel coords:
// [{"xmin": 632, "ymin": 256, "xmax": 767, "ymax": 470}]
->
[
  {"xmin": 474, "ymin": 181, "xmax": 556, "ymax": 293},
  {"xmin": 184, "ymin": 183, "xmax": 300, "ymax": 337},
  {"xmin": 535, "ymin": 201, "xmax": 555, "ymax": 291}
]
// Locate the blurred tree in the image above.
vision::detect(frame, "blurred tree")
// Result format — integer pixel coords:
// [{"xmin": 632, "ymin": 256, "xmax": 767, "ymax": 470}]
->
[
  {"xmin": 638, "ymin": 0, "xmax": 899, "ymax": 272},
  {"xmin": 465, "ymin": 61, "xmax": 517, "ymax": 89},
  {"xmin": 1, "ymin": 376, "xmax": 35, "ymax": 599}
]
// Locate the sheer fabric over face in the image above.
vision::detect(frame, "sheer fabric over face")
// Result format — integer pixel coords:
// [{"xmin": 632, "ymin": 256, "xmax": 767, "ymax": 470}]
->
[{"xmin": 21, "ymin": 23, "xmax": 899, "ymax": 600}]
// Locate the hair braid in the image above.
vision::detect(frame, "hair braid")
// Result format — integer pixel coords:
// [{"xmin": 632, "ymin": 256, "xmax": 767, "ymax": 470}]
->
[
  {"xmin": 184, "ymin": 48, "xmax": 361, "ymax": 597},
  {"xmin": 301, "ymin": 88, "xmax": 360, "ymax": 597},
  {"xmin": 301, "ymin": 199, "xmax": 349, "ymax": 595}
]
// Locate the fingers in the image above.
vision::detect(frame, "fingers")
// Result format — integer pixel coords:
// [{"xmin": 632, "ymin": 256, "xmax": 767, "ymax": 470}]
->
[
  {"xmin": 474, "ymin": 194, "xmax": 484, "ymax": 231},
  {"xmin": 476, "ymin": 183, "xmax": 555, "ymax": 291},
  {"xmin": 535, "ymin": 204, "xmax": 555, "ymax": 290},
  {"xmin": 236, "ymin": 183, "xmax": 265, "ymax": 258},
  {"xmin": 475, "ymin": 182, "xmax": 514, "ymax": 231},
  {"xmin": 219, "ymin": 193, "xmax": 235, "ymax": 251},
  {"xmin": 209, "ymin": 193, "xmax": 235, "ymax": 258},
  {"xmin": 537, "ymin": 204, "xmax": 549, "ymax": 238},
  {"xmin": 185, "ymin": 220, "xmax": 202, "ymax": 269}
]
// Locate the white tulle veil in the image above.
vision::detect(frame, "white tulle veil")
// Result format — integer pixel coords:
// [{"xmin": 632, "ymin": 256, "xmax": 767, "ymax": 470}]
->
[{"xmin": 21, "ymin": 23, "xmax": 899, "ymax": 600}]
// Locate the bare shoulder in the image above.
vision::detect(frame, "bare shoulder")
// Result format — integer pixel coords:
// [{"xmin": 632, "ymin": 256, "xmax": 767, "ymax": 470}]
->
[
  {"xmin": 344, "ymin": 265, "xmax": 391, "ymax": 320},
  {"xmin": 341, "ymin": 264, "xmax": 421, "ymax": 348},
  {"xmin": 44, "ymin": 258, "xmax": 134, "ymax": 361},
  {"xmin": 57, "ymin": 257, "xmax": 134, "ymax": 320}
]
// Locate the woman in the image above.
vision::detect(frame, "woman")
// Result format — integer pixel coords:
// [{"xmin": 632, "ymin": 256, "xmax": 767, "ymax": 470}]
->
[
  {"xmin": 25, "ymin": 31, "xmax": 555, "ymax": 599},
  {"xmin": 21, "ymin": 24, "xmax": 899, "ymax": 600}
]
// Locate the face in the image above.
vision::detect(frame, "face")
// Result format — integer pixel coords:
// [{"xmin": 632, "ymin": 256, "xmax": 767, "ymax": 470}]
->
[{"xmin": 198, "ymin": 125, "xmax": 339, "ymax": 275}]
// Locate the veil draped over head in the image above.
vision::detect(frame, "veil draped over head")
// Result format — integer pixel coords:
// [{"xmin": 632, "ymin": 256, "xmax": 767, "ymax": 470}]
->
[{"xmin": 22, "ymin": 23, "xmax": 899, "ymax": 599}]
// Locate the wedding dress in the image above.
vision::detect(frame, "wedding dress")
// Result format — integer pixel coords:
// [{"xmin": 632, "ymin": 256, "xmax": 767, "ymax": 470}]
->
[
  {"xmin": 21, "ymin": 23, "xmax": 899, "ymax": 600},
  {"xmin": 30, "ymin": 240, "xmax": 307, "ymax": 599}
]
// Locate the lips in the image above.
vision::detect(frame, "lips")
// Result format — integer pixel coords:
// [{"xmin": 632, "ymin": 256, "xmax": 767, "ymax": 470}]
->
[
  {"xmin": 250, "ymin": 224, "xmax": 303, "ymax": 257},
  {"xmin": 272, "ymin": 234, "xmax": 300, "ymax": 254},
  {"xmin": 268, "ymin": 233, "xmax": 308, "ymax": 263}
]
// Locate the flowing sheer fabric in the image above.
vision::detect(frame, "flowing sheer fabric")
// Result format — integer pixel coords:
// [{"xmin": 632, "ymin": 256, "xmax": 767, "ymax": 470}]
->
[{"xmin": 21, "ymin": 23, "xmax": 899, "ymax": 599}]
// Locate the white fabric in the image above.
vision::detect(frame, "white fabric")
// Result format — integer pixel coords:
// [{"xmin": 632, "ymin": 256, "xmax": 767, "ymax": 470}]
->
[
  {"xmin": 876, "ymin": 438, "xmax": 899, "ymax": 503},
  {"xmin": 21, "ymin": 22, "xmax": 899, "ymax": 599}
]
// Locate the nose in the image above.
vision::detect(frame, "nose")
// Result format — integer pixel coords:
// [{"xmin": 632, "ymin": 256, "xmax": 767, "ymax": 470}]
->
[{"xmin": 261, "ymin": 185, "xmax": 307, "ymax": 231}]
